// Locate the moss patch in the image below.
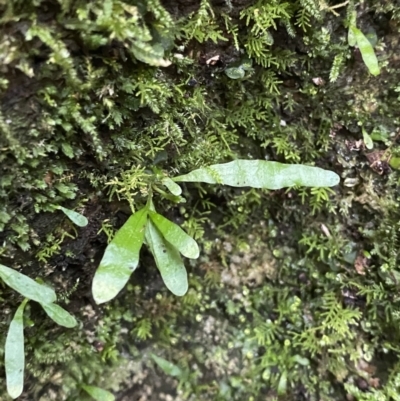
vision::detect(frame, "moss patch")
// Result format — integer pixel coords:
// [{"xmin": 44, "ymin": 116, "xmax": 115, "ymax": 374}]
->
[{"xmin": 1, "ymin": 0, "xmax": 400, "ymax": 399}]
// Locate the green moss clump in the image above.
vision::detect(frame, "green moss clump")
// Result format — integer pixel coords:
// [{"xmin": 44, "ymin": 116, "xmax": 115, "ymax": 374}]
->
[{"xmin": 1, "ymin": 0, "xmax": 400, "ymax": 399}]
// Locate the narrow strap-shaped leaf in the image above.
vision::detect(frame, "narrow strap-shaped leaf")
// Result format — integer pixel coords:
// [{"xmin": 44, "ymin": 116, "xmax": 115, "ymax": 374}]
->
[
  {"xmin": 350, "ymin": 26, "xmax": 380, "ymax": 76},
  {"xmin": 145, "ymin": 221, "xmax": 188, "ymax": 296},
  {"xmin": 151, "ymin": 354, "xmax": 183, "ymax": 377},
  {"xmin": 40, "ymin": 302, "xmax": 77, "ymax": 328},
  {"xmin": 347, "ymin": 11, "xmax": 357, "ymax": 46},
  {"xmin": 81, "ymin": 384, "xmax": 115, "ymax": 401},
  {"xmin": 58, "ymin": 206, "xmax": 88, "ymax": 227},
  {"xmin": 277, "ymin": 370, "xmax": 288, "ymax": 395},
  {"xmin": 348, "ymin": 26, "xmax": 356, "ymax": 46},
  {"xmin": 6, "ymin": 299, "xmax": 28, "ymax": 399},
  {"xmin": 92, "ymin": 207, "xmax": 148, "ymax": 304},
  {"xmin": 0, "ymin": 264, "xmax": 56, "ymax": 304},
  {"xmin": 162, "ymin": 177, "xmax": 182, "ymax": 196},
  {"xmin": 362, "ymin": 128, "xmax": 373, "ymax": 150},
  {"xmin": 149, "ymin": 211, "xmax": 199, "ymax": 259},
  {"xmin": 173, "ymin": 160, "xmax": 340, "ymax": 189}
]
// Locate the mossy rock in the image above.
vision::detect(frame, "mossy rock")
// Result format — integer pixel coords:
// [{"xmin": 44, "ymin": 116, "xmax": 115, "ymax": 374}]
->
[{"xmin": 1, "ymin": 0, "xmax": 400, "ymax": 400}]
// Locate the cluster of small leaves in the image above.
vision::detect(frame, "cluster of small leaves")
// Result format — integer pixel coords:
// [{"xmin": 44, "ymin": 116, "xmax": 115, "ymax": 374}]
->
[
  {"xmin": 293, "ymin": 292, "xmax": 362, "ymax": 356},
  {"xmin": 178, "ymin": 0, "xmax": 228, "ymax": 44},
  {"xmin": 93, "ymin": 160, "xmax": 338, "ymax": 302},
  {"xmin": 92, "ymin": 201, "xmax": 197, "ymax": 302},
  {"xmin": 0, "ymin": 264, "xmax": 77, "ymax": 398}
]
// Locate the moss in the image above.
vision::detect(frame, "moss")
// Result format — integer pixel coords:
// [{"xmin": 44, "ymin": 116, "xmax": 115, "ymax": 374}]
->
[{"xmin": 1, "ymin": 0, "xmax": 400, "ymax": 399}]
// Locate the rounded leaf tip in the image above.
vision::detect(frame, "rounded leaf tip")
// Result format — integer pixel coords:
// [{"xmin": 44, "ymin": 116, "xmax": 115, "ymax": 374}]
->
[{"xmin": 328, "ymin": 171, "xmax": 340, "ymax": 186}]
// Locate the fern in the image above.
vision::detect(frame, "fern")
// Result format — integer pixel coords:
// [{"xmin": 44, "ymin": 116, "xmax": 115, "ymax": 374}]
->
[
  {"xmin": 132, "ymin": 318, "xmax": 153, "ymax": 340},
  {"xmin": 309, "ymin": 187, "xmax": 336, "ymax": 214},
  {"xmin": 294, "ymin": 292, "xmax": 362, "ymax": 358},
  {"xmin": 319, "ymin": 292, "xmax": 361, "ymax": 337},
  {"xmin": 25, "ymin": 23, "xmax": 80, "ymax": 85},
  {"xmin": 329, "ymin": 53, "xmax": 345, "ymax": 82},
  {"xmin": 244, "ymin": 34, "xmax": 272, "ymax": 64},
  {"xmin": 240, "ymin": 0, "xmax": 292, "ymax": 34},
  {"xmin": 300, "ymin": 0, "xmax": 322, "ymax": 21},
  {"xmin": 260, "ymin": 70, "xmax": 282, "ymax": 94},
  {"xmin": 106, "ymin": 165, "xmax": 150, "ymax": 212},
  {"xmin": 254, "ymin": 320, "xmax": 281, "ymax": 346},
  {"xmin": 222, "ymin": 13, "xmax": 240, "ymax": 50},
  {"xmin": 295, "ymin": 7, "xmax": 312, "ymax": 30},
  {"xmin": 182, "ymin": 289, "xmax": 202, "ymax": 307},
  {"xmin": 146, "ymin": 115, "xmax": 187, "ymax": 155},
  {"xmin": 146, "ymin": 0, "xmax": 174, "ymax": 30},
  {"xmin": 180, "ymin": 0, "xmax": 228, "ymax": 44},
  {"xmin": 133, "ymin": 72, "xmax": 173, "ymax": 114}
]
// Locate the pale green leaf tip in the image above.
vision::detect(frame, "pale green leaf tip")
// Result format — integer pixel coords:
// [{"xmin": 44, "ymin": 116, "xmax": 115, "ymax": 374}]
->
[
  {"xmin": 63, "ymin": 314, "xmax": 78, "ymax": 328},
  {"xmin": 8, "ymin": 386, "xmax": 23, "ymax": 399},
  {"xmin": 162, "ymin": 177, "xmax": 182, "ymax": 196},
  {"xmin": 92, "ymin": 276, "xmax": 127, "ymax": 304},
  {"xmin": 92, "ymin": 280, "xmax": 109, "ymax": 304},
  {"xmin": 92, "ymin": 267, "xmax": 135, "ymax": 304},
  {"xmin": 190, "ymin": 240, "xmax": 200, "ymax": 259},
  {"xmin": 329, "ymin": 172, "xmax": 340, "ymax": 186},
  {"xmin": 168, "ymin": 281, "xmax": 188, "ymax": 297},
  {"xmin": 93, "ymin": 295, "xmax": 108, "ymax": 305},
  {"xmin": 92, "ymin": 286, "xmax": 114, "ymax": 305},
  {"xmin": 172, "ymin": 287, "xmax": 188, "ymax": 297},
  {"xmin": 58, "ymin": 206, "xmax": 88, "ymax": 227},
  {"xmin": 181, "ymin": 241, "xmax": 199, "ymax": 259},
  {"xmin": 82, "ymin": 384, "xmax": 115, "ymax": 401}
]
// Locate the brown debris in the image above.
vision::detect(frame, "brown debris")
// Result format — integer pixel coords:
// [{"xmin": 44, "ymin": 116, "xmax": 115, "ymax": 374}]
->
[
  {"xmin": 365, "ymin": 151, "xmax": 391, "ymax": 175},
  {"xmin": 354, "ymin": 254, "xmax": 369, "ymax": 275}
]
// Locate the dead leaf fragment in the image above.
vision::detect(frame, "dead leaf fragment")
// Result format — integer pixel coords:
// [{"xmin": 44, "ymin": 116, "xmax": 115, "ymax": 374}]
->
[
  {"xmin": 354, "ymin": 254, "xmax": 368, "ymax": 275},
  {"xmin": 312, "ymin": 77, "xmax": 325, "ymax": 86},
  {"xmin": 320, "ymin": 224, "xmax": 331, "ymax": 238},
  {"xmin": 369, "ymin": 377, "xmax": 380, "ymax": 388},
  {"xmin": 365, "ymin": 151, "xmax": 391, "ymax": 175},
  {"xmin": 345, "ymin": 139, "xmax": 364, "ymax": 151},
  {"xmin": 206, "ymin": 55, "xmax": 220, "ymax": 65},
  {"xmin": 44, "ymin": 171, "xmax": 54, "ymax": 187}
]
